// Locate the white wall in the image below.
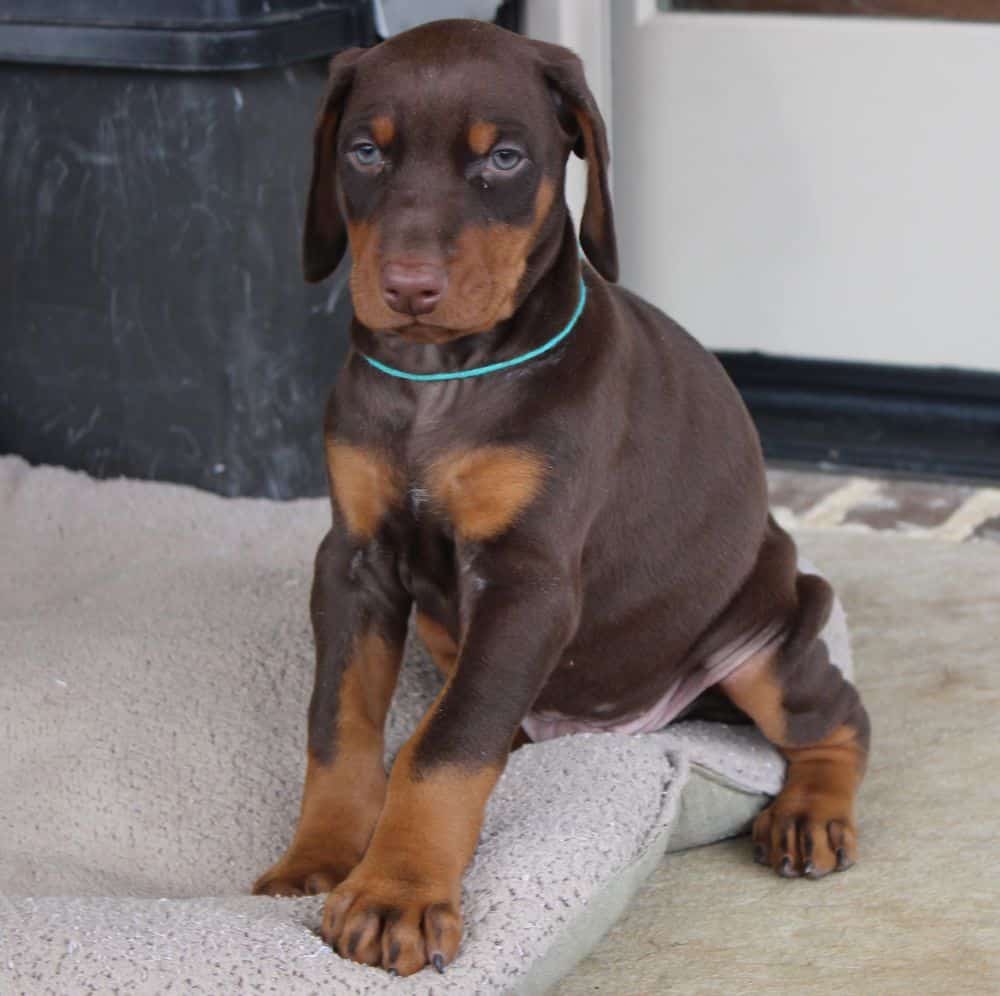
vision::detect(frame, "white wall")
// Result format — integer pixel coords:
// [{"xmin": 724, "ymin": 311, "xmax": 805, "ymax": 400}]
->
[
  {"xmin": 609, "ymin": 6, "xmax": 1000, "ymax": 371},
  {"xmin": 524, "ymin": 0, "xmax": 612, "ymax": 234}
]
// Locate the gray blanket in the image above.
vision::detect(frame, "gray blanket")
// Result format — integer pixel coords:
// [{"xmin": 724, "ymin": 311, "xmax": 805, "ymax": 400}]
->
[{"xmin": 0, "ymin": 457, "xmax": 850, "ymax": 993}]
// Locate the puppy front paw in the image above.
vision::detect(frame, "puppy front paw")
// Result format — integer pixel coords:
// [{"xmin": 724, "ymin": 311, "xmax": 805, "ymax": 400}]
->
[
  {"xmin": 252, "ymin": 842, "xmax": 364, "ymax": 897},
  {"xmin": 321, "ymin": 864, "xmax": 462, "ymax": 976}
]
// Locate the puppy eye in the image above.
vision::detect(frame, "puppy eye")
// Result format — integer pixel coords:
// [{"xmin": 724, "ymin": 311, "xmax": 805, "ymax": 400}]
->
[
  {"xmin": 350, "ymin": 142, "xmax": 383, "ymax": 169},
  {"xmin": 490, "ymin": 148, "xmax": 523, "ymax": 171}
]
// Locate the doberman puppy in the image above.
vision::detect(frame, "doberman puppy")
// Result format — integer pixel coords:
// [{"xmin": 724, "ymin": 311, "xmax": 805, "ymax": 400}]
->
[{"xmin": 253, "ymin": 19, "xmax": 870, "ymax": 976}]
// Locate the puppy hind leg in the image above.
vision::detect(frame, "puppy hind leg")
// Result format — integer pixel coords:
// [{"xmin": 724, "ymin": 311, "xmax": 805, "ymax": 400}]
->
[{"xmin": 721, "ymin": 573, "xmax": 870, "ymax": 878}]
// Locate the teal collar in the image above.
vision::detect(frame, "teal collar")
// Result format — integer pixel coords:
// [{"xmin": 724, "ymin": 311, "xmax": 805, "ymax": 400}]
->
[{"xmin": 359, "ymin": 278, "xmax": 587, "ymax": 383}]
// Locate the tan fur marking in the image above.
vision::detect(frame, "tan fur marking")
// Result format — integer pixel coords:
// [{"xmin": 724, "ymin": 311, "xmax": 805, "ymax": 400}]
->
[
  {"xmin": 371, "ymin": 115, "xmax": 395, "ymax": 147},
  {"xmin": 340, "ymin": 631, "xmax": 402, "ymax": 734},
  {"xmin": 363, "ymin": 668, "xmax": 502, "ymax": 884},
  {"xmin": 252, "ymin": 631, "xmax": 401, "ymax": 894},
  {"xmin": 321, "ymin": 751, "xmax": 498, "ymax": 969},
  {"xmin": 532, "ymin": 175, "xmax": 557, "ymax": 228},
  {"xmin": 781, "ymin": 725, "xmax": 866, "ymax": 791},
  {"xmin": 467, "ymin": 120, "xmax": 498, "ymax": 156},
  {"xmin": 415, "ymin": 613, "xmax": 459, "ymax": 678},
  {"xmin": 370, "ymin": 761, "xmax": 500, "ymax": 885},
  {"xmin": 345, "ymin": 219, "xmax": 391, "ymax": 331},
  {"xmin": 346, "ymin": 179, "xmax": 556, "ymax": 336},
  {"xmin": 346, "ymin": 218, "xmax": 375, "ymax": 257},
  {"xmin": 723, "ymin": 649, "xmax": 864, "ymax": 807},
  {"xmin": 720, "ymin": 644, "xmax": 788, "ymax": 744},
  {"xmin": 722, "ymin": 648, "xmax": 865, "ymax": 770},
  {"xmin": 320, "ymin": 667, "xmax": 502, "ymax": 971},
  {"xmin": 427, "ymin": 445, "xmax": 547, "ymax": 541},
  {"xmin": 722, "ymin": 648, "xmax": 865, "ymax": 875},
  {"xmin": 446, "ymin": 178, "xmax": 556, "ymax": 331},
  {"xmin": 720, "ymin": 648, "xmax": 867, "ymax": 787},
  {"xmin": 751, "ymin": 741, "xmax": 861, "ymax": 877},
  {"xmin": 285, "ymin": 749, "xmax": 383, "ymax": 875},
  {"xmin": 326, "ymin": 441, "xmax": 402, "ymax": 540}
]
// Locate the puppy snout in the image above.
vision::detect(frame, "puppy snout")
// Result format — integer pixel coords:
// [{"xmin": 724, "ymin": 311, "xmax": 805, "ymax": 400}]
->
[{"xmin": 381, "ymin": 261, "xmax": 447, "ymax": 317}]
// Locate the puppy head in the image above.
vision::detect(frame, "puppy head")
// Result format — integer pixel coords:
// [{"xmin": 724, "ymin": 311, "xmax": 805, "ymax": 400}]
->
[{"xmin": 302, "ymin": 20, "xmax": 617, "ymax": 344}]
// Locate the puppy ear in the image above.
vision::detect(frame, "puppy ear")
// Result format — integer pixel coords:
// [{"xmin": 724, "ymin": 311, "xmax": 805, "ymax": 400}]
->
[
  {"xmin": 303, "ymin": 48, "xmax": 365, "ymax": 283},
  {"xmin": 533, "ymin": 41, "xmax": 618, "ymax": 283}
]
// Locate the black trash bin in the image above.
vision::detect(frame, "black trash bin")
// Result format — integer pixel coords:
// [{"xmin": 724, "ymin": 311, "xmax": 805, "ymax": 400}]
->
[{"xmin": 0, "ymin": 1, "xmax": 377, "ymax": 498}]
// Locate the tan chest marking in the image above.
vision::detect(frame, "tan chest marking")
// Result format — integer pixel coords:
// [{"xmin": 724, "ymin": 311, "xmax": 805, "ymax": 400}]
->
[
  {"xmin": 415, "ymin": 613, "xmax": 459, "ymax": 677},
  {"xmin": 427, "ymin": 445, "xmax": 547, "ymax": 541},
  {"xmin": 326, "ymin": 441, "xmax": 402, "ymax": 540}
]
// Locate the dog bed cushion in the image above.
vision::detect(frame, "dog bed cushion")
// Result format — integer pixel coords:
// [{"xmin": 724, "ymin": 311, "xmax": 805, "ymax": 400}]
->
[{"xmin": 0, "ymin": 457, "xmax": 851, "ymax": 994}]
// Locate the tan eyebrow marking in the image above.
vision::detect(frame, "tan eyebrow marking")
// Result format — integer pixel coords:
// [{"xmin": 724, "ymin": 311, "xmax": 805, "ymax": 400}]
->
[
  {"xmin": 468, "ymin": 120, "xmax": 499, "ymax": 156},
  {"xmin": 371, "ymin": 115, "xmax": 395, "ymax": 146}
]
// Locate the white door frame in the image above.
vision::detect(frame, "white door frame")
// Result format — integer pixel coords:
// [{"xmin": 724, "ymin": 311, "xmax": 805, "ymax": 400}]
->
[
  {"xmin": 529, "ymin": 1, "xmax": 1000, "ymax": 372},
  {"xmin": 524, "ymin": 0, "xmax": 614, "ymax": 229}
]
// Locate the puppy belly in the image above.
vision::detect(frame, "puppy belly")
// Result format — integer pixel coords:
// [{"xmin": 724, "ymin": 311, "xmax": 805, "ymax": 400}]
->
[{"xmin": 521, "ymin": 619, "xmax": 787, "ymax": 742}]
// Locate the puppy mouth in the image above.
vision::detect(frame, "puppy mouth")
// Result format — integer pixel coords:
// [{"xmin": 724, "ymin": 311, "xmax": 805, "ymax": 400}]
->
[
  {"xmin": 391, "ymin": 321, "xmax": 469, "ymax": 345},
  {"xmin": 374, "ymin": 311, "xmax": 497, "ymax": 340}
]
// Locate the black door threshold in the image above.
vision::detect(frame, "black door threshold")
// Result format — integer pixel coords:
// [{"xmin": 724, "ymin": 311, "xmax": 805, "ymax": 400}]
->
[{"xmin": 717, "ymin": 353, "xmax": 1000, "ymax": 483}]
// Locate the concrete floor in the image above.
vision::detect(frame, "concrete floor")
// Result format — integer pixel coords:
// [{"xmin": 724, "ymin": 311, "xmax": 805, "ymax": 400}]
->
[{"xmin": 556, "ymin": 523, "xmax": 1000, "ymax": 995}]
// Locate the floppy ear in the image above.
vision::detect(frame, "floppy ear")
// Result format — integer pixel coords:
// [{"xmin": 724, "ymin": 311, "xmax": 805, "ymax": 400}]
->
[
  {"xmin": 533, "ymin": 42, "xmax": 619, "ymax": 283},
  {"xmin": 303, "ymin": 48, "xmax": 365, "ymax": 283}
]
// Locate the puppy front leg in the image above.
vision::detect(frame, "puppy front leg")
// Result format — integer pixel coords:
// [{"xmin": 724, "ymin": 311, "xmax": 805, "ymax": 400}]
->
[
  {"xmin": 253, "ymin": 526, "xmax": 411, "ymax": 897},
  {"xmin": 322, "ymin": 563, "xmax": 577, "ymax": 976}
]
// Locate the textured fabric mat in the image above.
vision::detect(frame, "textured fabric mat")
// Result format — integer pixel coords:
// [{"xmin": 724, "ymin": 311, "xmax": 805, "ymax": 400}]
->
[
  {"xmin": 0, "ymin": 458, "xmax": 849, "ymax": 994},
  {"xmin": 557, "ymin": 528, "xmax": 1000, "ymax": 996}
]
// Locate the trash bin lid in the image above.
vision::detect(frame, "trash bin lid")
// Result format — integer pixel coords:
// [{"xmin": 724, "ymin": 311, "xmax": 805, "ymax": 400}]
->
[{"xmin": 0, "ymin": 1, "xmax": 376, "ymax": 71}]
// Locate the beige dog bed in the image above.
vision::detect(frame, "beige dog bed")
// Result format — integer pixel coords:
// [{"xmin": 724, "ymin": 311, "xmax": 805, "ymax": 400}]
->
[{"xmin": 0, "ymin": 457, "xmax": 851, "ymax": 994}]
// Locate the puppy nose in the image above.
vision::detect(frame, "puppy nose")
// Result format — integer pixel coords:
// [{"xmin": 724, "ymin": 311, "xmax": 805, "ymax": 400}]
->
[{"xmin": 380, "ymin": 261, "xmax": 447, "ymax": 316}]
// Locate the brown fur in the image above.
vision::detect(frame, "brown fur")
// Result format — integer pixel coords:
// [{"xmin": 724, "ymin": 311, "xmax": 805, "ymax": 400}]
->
[
  {"xmin": 257, "ymin": 20, "xmax": 871, "ymax": 974},
  {"xmin": 575, "ymin": 111, "xmax": 608, "ymax": 257}
]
